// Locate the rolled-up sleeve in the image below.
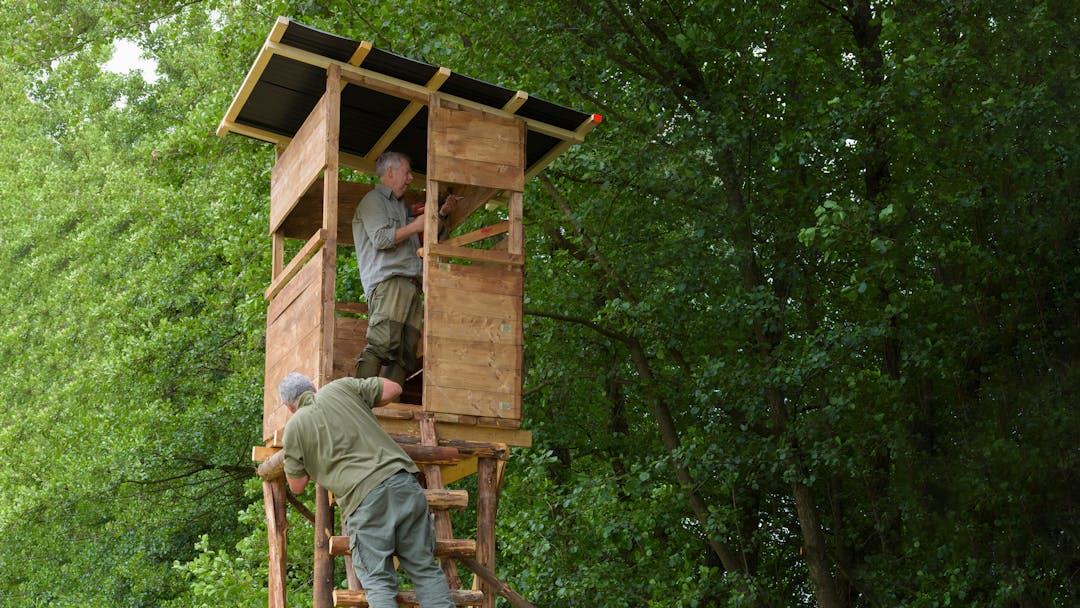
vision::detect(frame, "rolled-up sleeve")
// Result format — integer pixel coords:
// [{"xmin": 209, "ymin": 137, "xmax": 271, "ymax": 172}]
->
[{"xmin": 282, "ymin": 424, "xmax": 307, "ymax": 479}]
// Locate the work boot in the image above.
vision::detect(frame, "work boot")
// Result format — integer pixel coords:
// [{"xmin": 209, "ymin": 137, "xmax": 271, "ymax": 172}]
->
[{"xmin": 354, "ymin": 355, "xmax": 382, "ymax": 378}]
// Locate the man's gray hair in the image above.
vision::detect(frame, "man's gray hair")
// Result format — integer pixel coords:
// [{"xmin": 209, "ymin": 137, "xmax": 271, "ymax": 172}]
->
[
  {"xmin": 278, "ymin": 372, "xmax": 316, "ymax": 406},
  {"xmin": 375, "ymin": 151, "xmax": 410, "ymax": 177}
]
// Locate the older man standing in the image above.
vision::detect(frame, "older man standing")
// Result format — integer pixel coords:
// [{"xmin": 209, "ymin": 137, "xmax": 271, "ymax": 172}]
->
[
  {"xmin": 279, "ymin": 372, "xmax": 455, "ymax": 608},
  {"xmin": 351, "ymin": 151, "xmax": 456, "ymax": 384}
]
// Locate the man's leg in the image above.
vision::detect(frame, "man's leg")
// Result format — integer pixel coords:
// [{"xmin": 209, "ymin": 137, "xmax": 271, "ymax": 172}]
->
[
  {"xmin": 387, "ymin": 474, "xmax": 456, "ymax": 608},
  {"xmin": 359, "ymin": 278, "xmax": 419, "ymax": 379},
  {"xmin": 346, "ymin": 482, "xmax": 401, "ymax": 608}
]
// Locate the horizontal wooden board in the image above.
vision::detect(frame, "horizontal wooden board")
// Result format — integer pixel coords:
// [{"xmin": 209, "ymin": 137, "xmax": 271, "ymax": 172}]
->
[
  {"xmin": 424, "ymin": 383, "xmax": 521, "ymax": 420},
  {"xmin": 270, "ymin": 94, "xmax": 330, "ymax": 233},
  {"xmin": 377, "ymin": 417, "xmax": 532, "ymax": 447},
  {"xmin": 429, "ymin": 106, "xmax": 524, "ymax": 191},
  {"xmin": 424, "ymin": 310, "xmax": 521, "ymax": 346},
  {"xmin": 425, "ymin": 261, "xmax": 522, "ymax": 297},
  {"xmin": 425, "ymin": 286, "xmax": 520, "ymax": 320},
  {"xmin": 425, "ymin": 353, "xmax": 521, "ymax": 394}
]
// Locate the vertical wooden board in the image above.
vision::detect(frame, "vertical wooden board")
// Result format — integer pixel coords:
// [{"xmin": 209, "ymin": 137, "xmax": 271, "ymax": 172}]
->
[
  {"xmin": 270, "ymin": 94, "xmax": 330, "ymax": 233},
  {"xmin": 263, "ymin": 254, "xmax": 324, "ymax": 441}
]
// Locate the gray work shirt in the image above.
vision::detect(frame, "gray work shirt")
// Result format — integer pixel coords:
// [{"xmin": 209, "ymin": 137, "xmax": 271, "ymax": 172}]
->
[{"xmin": 352, "ymin": 183, "xmax": 423, "ymax": 298}]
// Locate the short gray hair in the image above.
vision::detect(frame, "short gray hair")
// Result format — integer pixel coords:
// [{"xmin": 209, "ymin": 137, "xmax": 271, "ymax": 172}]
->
[
  {"xmin": 278, "ymin": 372, "xmax": 316, "ymax": 406},
  {"xmin": 375, "ymin": 151, "xmax": 410, "ymax": 177}
]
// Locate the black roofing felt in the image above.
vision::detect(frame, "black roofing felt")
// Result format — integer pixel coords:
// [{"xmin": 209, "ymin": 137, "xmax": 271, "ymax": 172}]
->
[{"xmin": 230, "ymin": 20, "xmax": 594, "ymax": 175}]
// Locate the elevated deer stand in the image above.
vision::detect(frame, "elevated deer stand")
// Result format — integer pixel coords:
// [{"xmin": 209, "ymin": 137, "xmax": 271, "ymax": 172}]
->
[{"xmin": 218, "ymin": 18, "xmax": 599, "ymax": 608}]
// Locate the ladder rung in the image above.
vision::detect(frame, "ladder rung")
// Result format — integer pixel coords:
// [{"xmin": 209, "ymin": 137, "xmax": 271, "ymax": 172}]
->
[
  {"xmin": 329, "ymin": 536, "xmax": 476, "ymax": 559},
  {"xmin": 333, "ymin": 588, "xmax": 484, "ymax": 607},
  {"xmin": 423, "ymin": 488, "xmax": 469, "ymax": 510}
]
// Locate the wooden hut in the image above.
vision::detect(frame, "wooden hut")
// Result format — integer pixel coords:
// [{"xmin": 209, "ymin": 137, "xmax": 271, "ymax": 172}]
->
[{"xmin": 217, "ymin": 17, "xmax": 599, "ymax": 608}]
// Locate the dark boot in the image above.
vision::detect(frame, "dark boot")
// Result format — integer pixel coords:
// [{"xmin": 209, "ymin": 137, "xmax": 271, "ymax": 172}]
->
[{"xmin": 355, "ymin": 355, "xmax": 382, "ymax": 378}]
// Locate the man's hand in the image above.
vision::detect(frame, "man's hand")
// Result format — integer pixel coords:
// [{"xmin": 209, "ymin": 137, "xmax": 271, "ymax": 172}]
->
[{"xmin": 287, "ymin": 474, "xmax": 309, "ymax": 495}]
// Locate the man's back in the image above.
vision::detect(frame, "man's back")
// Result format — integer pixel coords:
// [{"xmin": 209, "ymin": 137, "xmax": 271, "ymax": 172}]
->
[{"xmin": 282, "ymin": 377, "xmax": 418, "ymax": 517}]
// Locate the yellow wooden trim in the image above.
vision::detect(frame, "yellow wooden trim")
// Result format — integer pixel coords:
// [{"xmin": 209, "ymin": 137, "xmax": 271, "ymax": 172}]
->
[
  {"xmin": 216, "ymin": 17, "xmax": 291, "ymax": 137},
  {"xmin": 501, "ymin": 91, "xmax": 528, "ymax": 114},
  {"xmin": 347, "ymin": 40, "xmax": 373, "ymax": 66},
  {"xmin": 366, "ymin": 67, "xmax": 452, "ymax": 162},
  {"xmin": 264, "ymin": 230, "xmax": 325, "ymax": 301}
]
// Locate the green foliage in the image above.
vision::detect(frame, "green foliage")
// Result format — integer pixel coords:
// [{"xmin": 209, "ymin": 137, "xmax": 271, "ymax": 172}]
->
[{"xmin": 0, "ymin": 2, "xmax": 1076, "ymax": 607}]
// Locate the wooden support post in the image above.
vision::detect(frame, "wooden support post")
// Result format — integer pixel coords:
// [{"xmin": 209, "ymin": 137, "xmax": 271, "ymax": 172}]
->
[
  {"xmin": 314, "ymin": 485, "xmax": 335, "ymax": 608},
  {"xmin": 419, "ymin": 415, "xmax": 460, "ymax": 588},
  {"xmin": 263, "ymin": 479, "xmax": 289, "ymax": 608},
  {"xmin": 476, "ymin": 457, "xmax": 498, "ymax": 608},
  {"xmin": 318, "ymin": 63, "xmax": 341, "ymax": 387}
]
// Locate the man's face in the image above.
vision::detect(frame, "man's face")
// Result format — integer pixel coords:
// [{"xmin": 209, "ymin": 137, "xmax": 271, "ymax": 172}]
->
[{"xmin": 382, "ymin": 159, "xmax": 414, "ymax": 198}]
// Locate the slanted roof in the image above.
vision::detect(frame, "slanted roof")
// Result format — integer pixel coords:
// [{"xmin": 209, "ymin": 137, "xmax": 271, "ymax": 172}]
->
[{"xmin": 218, "ymin": 17, "xmax": 600, "ymax": 178}]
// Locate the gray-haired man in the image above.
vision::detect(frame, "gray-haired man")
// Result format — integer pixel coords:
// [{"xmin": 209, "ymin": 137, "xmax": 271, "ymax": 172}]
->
[{"xmin": 279, "ymin": 372, "xmax": 454, "ymax": 608}]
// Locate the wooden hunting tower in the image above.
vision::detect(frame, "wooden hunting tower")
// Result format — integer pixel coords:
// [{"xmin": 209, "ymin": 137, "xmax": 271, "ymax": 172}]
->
[{"xmin": 218, "ymin": 18, "xmax": 599, "ymax": 608}]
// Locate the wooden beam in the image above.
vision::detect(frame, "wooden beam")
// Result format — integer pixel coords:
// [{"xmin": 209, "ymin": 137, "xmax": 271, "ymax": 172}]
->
[
  {"xmin": 314, "ymin": 485, "xmax": 334, "ymax": 608},
  {"xmin": 253, "ymin": 445, "xmax": 280, "ymax": 462},
  {"xmin": 440, "ymin": 221, "xmax": 509, "ymax": 248},
  {"xmin": 347, "ymin": 40, "xmax": 373, "ymax": 66},
  {"xmin": 366, "ymin": 67, "xmax": 451, "ymax": 163},
  {"xmin": 329, "ymin": 536, "xmax": 475, "ymax": 559},
  {"xmin": 424, "ymin": 243, "xmax": 523, "ymax": 266},
  {"xmin": 476, "ymin": 458, "xmax": 498, "ymax": 608},
  {"xmin": 501, "ymin": 91, "xmax": 528, "ymax": 114},
  {"xmin": 461, "ymin": 558, "xmax": 534, "ymax": 608},
  {"xmin": 263, "ymin": 479, "xmax": 289, "ymax": 608},
  {"xmin": 400, "ymin": 444, "xmax": 462, "ymax": 465},
  {"xmin": 524, "ymin": 112, "xmax": 603, "ymax": 180},
  {"xmin": 264, "ymin": 230, "xmax": 325, "ymax": 302}
]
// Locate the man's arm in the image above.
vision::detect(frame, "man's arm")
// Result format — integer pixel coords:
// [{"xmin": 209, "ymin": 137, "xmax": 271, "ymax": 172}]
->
[
  {"xmin": 287, "ymin": 474, "xmax": 309, "ymax": 495},
  {"xmin": 378, "ymin": 377, "xmax": 403, "ymax": 405},
  {"xmin": 393, "ymin": 215, "xmax": 425, "ymax": 244}
]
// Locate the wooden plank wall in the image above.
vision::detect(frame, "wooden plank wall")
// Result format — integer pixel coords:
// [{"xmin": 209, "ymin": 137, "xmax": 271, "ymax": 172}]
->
[
  {"xmin": 428, "ymin": 104, "xmax": 525, "ymax": 192},
  {"xmin": 263, "ymin": 253, "xmax": 324, "ymax": 443},
  {"xmin": 423, "ymin": 262, "xmax": 523, "ymax": 419},
  {"xmin": 269, "ymin": 93, "xmax": 330, "ymax": 234}
]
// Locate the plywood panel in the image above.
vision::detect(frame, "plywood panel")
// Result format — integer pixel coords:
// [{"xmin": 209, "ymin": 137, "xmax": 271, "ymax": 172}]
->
[
  {"xmin": 423, "ymin": 262, "xmax": 523, "ymax": 419},
  {"xmin": 263, "ymin": 254, "xmax": 324, "ymax": 441},
  {"xmin": 270, "ymin": 94, "xmax": 330, "ymax": 234},
  {"xmin": 428, "ymin": 104, "xmax": 525, "ymax": 192}
]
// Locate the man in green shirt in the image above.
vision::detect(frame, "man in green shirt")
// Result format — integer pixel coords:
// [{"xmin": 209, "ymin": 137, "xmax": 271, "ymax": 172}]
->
[{"xmin": 279, "ymin": 372, "xmax": 454, "ymax": 608}]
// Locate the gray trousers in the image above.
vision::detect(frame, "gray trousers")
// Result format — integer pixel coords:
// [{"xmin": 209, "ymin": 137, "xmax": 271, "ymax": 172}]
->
[{"xmin": 345, "ymin": 471, "xmax": 454, "ymax": 608}]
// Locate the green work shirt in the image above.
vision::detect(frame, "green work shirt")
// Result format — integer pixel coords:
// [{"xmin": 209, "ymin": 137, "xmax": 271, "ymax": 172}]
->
[{"xmin": 282, "ymin": 377, "xmax": 418, "ymax": 518}]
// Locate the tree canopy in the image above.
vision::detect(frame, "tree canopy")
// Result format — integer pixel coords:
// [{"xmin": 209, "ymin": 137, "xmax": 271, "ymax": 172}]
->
[{"xmin": 0, "ymin": 2, "xmax": 1076, "ymax": 607}]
